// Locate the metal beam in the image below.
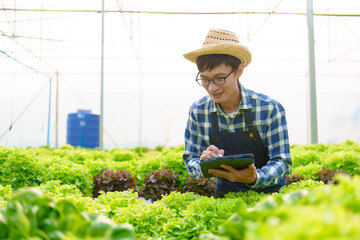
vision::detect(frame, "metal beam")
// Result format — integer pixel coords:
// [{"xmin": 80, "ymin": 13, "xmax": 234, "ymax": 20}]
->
[
  {"xmin": 55, "ymin": 72, "xmax": 59, "ymax": 148},
  {"xmin": 306, "ymin": 0, "xmax": 319, "ymax": 144},
  {"xmin": 99, "ymin": 0, "xmax": 105, "ymax": 150},
  {"xmin": 46, "ymin": 77, "xmax": 52, "ymax": 146}
]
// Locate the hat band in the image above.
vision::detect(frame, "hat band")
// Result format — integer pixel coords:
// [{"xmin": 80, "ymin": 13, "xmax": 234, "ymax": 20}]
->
[{"xmin": 204, "ymin": 36, "xmax": 239, "ymax": 45}]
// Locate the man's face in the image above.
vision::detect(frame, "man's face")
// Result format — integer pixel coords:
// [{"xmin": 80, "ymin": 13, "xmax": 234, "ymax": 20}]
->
[{"xmin": 200, "ymin": 64, "xmax": 240, "ymax": 107}]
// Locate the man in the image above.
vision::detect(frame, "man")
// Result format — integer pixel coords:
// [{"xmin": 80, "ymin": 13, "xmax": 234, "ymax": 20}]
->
[{"xmin": 182, "ymin": 28, "xmax": 292, "ymax": 198}]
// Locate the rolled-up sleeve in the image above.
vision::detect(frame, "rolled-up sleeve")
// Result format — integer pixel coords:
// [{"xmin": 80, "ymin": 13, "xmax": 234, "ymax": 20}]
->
[
  {"xmin": 253, "ymin": 102, "xmax": 292, "ymax": 188},
  {"xmin": 183, "ymin": 107, "xmax": 205, "ymax": 178}
]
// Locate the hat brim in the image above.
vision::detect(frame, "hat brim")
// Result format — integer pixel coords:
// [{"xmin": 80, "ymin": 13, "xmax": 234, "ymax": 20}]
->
[{"xmin": 183, "ymin": 44, "xmax": 252, "ymax": 67}]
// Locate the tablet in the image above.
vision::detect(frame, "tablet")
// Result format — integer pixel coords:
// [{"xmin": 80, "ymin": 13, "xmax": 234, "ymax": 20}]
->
[{"xmin": 200, "ymin": 153, "xmax": 254, "ymax": 178}]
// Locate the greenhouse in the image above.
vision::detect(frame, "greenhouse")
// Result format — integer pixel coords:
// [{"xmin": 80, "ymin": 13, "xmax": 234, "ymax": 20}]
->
[{"xmin": 1, "ymin": 0, "xmax": 360, "ymax": 239}]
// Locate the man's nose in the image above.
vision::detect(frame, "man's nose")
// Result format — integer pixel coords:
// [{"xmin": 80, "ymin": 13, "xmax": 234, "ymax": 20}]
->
[{"xmin": 208, "ymin": 81, "xmax": 219, "ymax": 91}]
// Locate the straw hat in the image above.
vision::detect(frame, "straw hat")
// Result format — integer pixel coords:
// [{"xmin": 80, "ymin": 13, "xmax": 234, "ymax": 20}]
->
[{"xmin": 183, "ymin": 28, "xmax": 252, "ymax": 67}]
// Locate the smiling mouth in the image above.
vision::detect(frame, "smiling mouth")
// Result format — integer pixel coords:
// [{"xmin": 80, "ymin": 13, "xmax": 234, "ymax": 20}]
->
[{"xmin": 211, "ymin": 92, "xmax": 223, "ymax": 98}]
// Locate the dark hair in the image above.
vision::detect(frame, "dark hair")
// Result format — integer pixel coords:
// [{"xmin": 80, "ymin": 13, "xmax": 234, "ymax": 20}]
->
[{"xmin": 196, "ymin": 54, "xmax": 241, "ymax": 72}]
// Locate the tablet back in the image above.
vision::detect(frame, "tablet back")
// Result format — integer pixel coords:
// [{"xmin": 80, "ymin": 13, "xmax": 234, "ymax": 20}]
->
[{"xmin": 200, "ymin": 153, "xmax": 254, "ymax": 178}]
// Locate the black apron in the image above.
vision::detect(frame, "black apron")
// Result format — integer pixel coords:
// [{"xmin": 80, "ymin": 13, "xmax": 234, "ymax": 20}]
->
[{"xmin": 209, "ymin": 109, "xmax": 285, "ymax": 198}]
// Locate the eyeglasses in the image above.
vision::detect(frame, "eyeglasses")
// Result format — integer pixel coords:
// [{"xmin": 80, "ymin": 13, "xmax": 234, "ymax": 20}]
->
[{"xmin": 195, "ymin": 69, "xmax": 235, "ymax": 86}]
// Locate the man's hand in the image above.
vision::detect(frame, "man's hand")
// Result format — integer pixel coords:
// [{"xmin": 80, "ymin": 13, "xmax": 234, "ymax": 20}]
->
[
  {"xmin": 208, "ymin": 163, "xmax": 257, "ymax": 184},
  {"xmin": 200, "ymin": 145, "xmax": 224, "ymax": 161}
]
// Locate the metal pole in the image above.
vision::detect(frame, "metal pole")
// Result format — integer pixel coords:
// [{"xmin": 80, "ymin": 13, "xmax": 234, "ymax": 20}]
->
[
  {"xmin": 55, "ymin": 72, "xmax": 59, "ymax": 148},
  {"xmin": 139, "ymin": 72, "xmax": 143, "ymax": 146},
  {"xmin": 306, "ymin": 0, "xmax": 318, "ymax": 144},
  {"xmin": 46, "ymin": 77, "xmax": 52, "ymax": 146},
  {"xmin": 100, "ymin": 0, "xmax": 105, "ymax": 150}
]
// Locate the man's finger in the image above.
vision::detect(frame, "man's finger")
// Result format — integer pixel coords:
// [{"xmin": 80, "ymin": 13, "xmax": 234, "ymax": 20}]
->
[
  {"xmin": 219, "ymin": 164, "xmax": 236, "ymax": 173},
  {"xmin": 248, "ymin": 163, "xmax": 256, "ymax": 170},
  {"xmin": 208, "ymin": 168, "xmax": 230, "ymax": 179},
  {"xmin": 219, "ymin": 149, "xmax": 225, "ymax": 156},
  {"xmin": 207, "ymin": 145, "xmax": 220, "ymax": 152}
]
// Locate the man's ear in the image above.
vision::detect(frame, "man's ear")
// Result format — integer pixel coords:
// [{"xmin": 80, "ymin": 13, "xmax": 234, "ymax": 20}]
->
[{"xmin": 235, "ymin": 63, "xmax": 245, "ymax": 78}]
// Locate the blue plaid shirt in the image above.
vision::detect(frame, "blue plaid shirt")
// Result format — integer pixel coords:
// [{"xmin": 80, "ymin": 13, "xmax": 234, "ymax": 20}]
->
[{"xmin": 183, "ymin": 84, "xmax": 292, "ymax": 189}]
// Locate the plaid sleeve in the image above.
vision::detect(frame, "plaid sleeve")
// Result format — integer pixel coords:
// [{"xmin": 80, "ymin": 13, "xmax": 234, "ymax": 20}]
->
[
  {"xmin": 183, "ymin": 106, "xmax": 205, "ymax": 178},
  {"xmin": 252, "ymin": 102, "xmax": 292, "ymax": 188}
]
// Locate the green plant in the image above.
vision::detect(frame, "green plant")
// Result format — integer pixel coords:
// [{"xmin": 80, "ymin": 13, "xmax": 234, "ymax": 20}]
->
[
  {"xmin": 113, "ymin": 201, "xmax": 176, "ymax": 239},
  {"xmin": 140, "ymin": 167, "xmax": 180, "ymax": 201},
  {"xmin": 93, "ymin": 168, "xmax": 137, "ymax": 198},
  {"xmin": 324, "ymin": 150, "xmax": 360, "ymax": 175},
  {"xmin": 0, "ymin": 187, "xmax": 135, "ymax": 239},
  {"xmin": 0, "ymin": 184, "xmax": 12, "ymax": 208},
  {"xmin": 155, "ymin": 145, "xmax": 164, "ymax": 151},
  {"xmin": 0, "ymin": 148, "xmax": 48, "ymax": 189},
  {"xmin": 62, "ymin": 149, "xmax": 93, "ymax": 164},
  {"xmin": 2, "ymin": 141, "xmax": 360, "ymax": 239},
  {"xmin": 111, "ymin": 148, "xmax": 136, "ymax": 162},
  {"xmin": 59, "ymin": 144, "xmax": 75, "ymax": 150},
  {"xmin": 203, "ymin": 175, "xmax": 360, "ymax": 240},
  {"xmin": 133, "ymin": 146, "xmax": 148, "ymax": 155},
  {"xmin": 95, "ymin": 190, "xmax": 142, "ymax": 218},
  {"xmin": 0, "ymin": 146, "xmax": 13, "ymax": 165},
  {"xmin": 43, "ymin": 156, "xmax": 94, "ymax": 197},
  {"xmin": 38, "ymin": 180, "xmax": 83, "ymax": 198},
  {"xmin": 159, "ymin": 191, "xmax": 205, "ymax": 214},
  {"xmin": 162, "ymin": 216, "xmax": 208, "ymax": 239},
  {"xmin": 290, "ymin": 150, "xmax": 322, "ymax": 168},
  {"xmin": 0, "ymin": 184, "xmax": 12, "ymax": 200},
  {"xmin": 210, "ymin": 213, "xmax": 245, "ymax": 240},
  {"xmin": 224, "ymin": 190, "xmax": 267, "ymax": 207},
  {"xmin": 279, "ymin": 179, "xmax": 324, "ymax": 194},
  {"xmin": 291, "ymin": 163, "xmax": 323, "ymax": 180},
  {"xmin": 182, "ymin": 197, "xmax": 246, "ymax": 235}
]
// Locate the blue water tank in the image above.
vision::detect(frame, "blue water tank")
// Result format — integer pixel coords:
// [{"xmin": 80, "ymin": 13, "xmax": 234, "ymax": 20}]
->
[{"xmin": 66, "ymin": 109, "xmax": 99, "ymax": 148}]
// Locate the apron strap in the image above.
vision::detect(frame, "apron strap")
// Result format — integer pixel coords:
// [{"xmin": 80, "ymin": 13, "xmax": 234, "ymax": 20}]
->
[
  {"xmin": 211, "ymin": 112, "xmax": 219, "ymax": 132},
  {"xmin": 244, "ymin": 109, "xmax": 254, "ymax": 130}
]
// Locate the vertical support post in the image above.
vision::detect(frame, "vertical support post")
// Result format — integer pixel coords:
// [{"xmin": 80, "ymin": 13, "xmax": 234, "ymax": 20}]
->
[
  {"xmin": 139, "ymin": 72, "xmax": 143, "ymax": 146},
  {"xmin": 46, "ymin": 77, "xmax": 52, "ymax": 146},
  {"xmin": 55, "ymin": 72, "xmax": 59, "ymax": 148},
  {"xmin": 100, "ymin": 0, "xmax": 105, "ymax": 150},
  {"xmin": 306, "ymin": 0, "xmax": 318, "ymax": 144}
]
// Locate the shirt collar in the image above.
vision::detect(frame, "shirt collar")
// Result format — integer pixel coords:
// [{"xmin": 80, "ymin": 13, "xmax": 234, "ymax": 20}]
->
[{"xmin": 239, "ymin": 84, "xmax": 253, "ymax": 110}]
